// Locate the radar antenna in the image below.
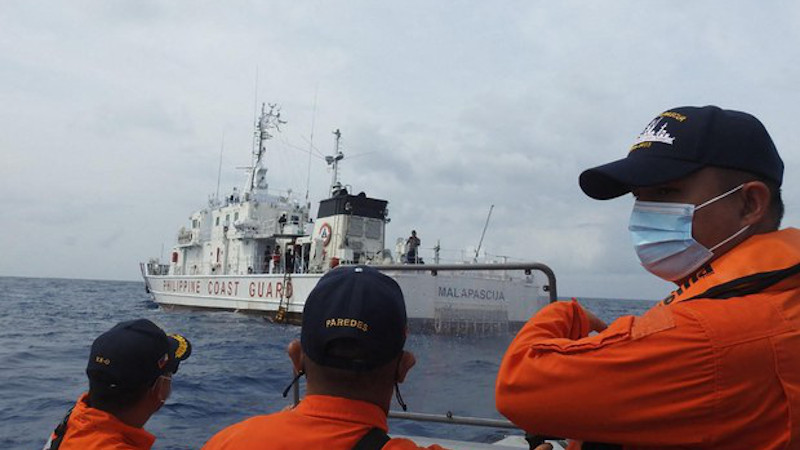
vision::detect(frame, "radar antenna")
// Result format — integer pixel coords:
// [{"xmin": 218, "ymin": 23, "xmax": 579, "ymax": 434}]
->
[
  {"xmin": 325, "ymin": 129, "xmax": 345, "ymax": 196},
  {"xmin": 247, "ymin": 103, "xmax": 287, "ymax": 193}
]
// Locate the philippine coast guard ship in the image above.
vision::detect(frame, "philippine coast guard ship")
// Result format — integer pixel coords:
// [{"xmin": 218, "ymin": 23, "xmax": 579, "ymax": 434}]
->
[{"xmin": 140, "ymin": 103, "xmax": 553, "ymax": 332}]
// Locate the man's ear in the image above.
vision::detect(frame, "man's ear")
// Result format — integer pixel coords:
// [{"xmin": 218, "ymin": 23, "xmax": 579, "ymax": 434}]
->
[
  {"xmin": 146, "ymin": 376, "xmax": 171, "ymax": 412},
  {"xmin": 396, "ymin": 351, "xmax": 416, "ymax": 383},
  {"xmin": 287, "ymin": 339, "xmax": 304, "ymax": 373},
  {"xmin": 740, "ymin": 181, "xmax": 771, "ymax": 227}
]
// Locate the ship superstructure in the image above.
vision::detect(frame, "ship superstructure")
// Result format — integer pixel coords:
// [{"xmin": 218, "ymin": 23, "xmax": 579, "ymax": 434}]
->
[
  {"xmin": 142, "ymin": 103, "xmax": 552, "ymax": 332},
  {"xmin": 170, "ymin": 107, "xmax": 391, "ymax": 279}
]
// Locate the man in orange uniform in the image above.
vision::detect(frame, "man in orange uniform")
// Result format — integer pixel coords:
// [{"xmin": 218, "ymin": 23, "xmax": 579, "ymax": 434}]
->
[
  {"xmin": 44, "ymin": 319, "xmax": 192, "ymax": 450},
  {"xmin": 202, "ymin": 265, "xmax": 448, "ymax": 450},
  {"xmin": 496, "ymin": 106, "xmax": 800, "ymax": 449}
]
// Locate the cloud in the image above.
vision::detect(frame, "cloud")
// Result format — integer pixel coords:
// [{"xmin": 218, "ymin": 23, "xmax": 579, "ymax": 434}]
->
[{"xmin": 1, "ymin": 1, "xmax": 798, "ymax": 302}]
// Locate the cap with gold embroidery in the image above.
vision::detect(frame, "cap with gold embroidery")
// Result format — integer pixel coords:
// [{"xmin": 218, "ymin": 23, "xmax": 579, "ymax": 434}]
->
[
  {"xmin": 579, "ymin": 105, "xmax": 783, "ymax": 200},
  {"xmin": 301, "ymin": 265, "xmax": 407, "ymax": 371},
  {"xmin": 86, "ymin": 319, "xmax": 192, "ymax": 392}
]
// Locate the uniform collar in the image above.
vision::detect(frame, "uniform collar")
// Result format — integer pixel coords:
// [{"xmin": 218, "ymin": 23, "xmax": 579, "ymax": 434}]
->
[
  {"xmin": 661, "ymin": 228, "xmax": 800, "ymax": 305},
  {"xmin": 70, "ymin": 393, "xmax": 156, "ymax": 448},
  {"xmin": 293, "ymin": 395, "xmax": 388, "ymax": 431}
]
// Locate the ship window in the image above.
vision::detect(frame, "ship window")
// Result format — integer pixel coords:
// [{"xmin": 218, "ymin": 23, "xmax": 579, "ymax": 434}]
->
[
  {"xmin": 365, "ymin": 220, "xmax": 382, "ymax": 239},
  {"xmin": 234, "ymin": 212, "xmax": 239, "ymax": 221},
  {"xmin": 192, "ymin": 219, "xmax": 199, "ymax": 228},
  {"xmin": 216, "ymin": 216, "xmax": 220, "ymax": 226},
  {"xmin": 347, "ymin": 216, "xmax": 364, "ymax": 237}
]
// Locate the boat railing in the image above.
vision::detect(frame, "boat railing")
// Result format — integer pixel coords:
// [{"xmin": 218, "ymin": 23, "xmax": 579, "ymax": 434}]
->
[
  {"xmin": 372, "ymin": 263, "xmax": 560, "ymax": 446},
  {"xmin": 388, "ymin": 410, "xmax": 516, "ymax": 428},
  {"xmin": 387, "ymin": 410, "xmax": 566, "ymax": 449}
]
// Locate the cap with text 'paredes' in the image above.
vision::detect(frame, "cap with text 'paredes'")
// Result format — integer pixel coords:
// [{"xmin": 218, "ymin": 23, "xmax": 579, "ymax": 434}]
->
[
  {"xmin": 301, "ymin": 265, "xmax": 407, "ymax": 371},
  {"xmin": 579, "ymin": 105, "xmax": 783, "ymax": 200}
]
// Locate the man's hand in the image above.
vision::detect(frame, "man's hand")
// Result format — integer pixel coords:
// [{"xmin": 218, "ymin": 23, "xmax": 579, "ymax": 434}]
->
[{"xmin": 583, "ymin": 307, "xmax": 608, "ymax": 333}]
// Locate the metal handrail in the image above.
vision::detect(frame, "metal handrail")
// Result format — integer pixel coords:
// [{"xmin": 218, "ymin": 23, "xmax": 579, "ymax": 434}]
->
[
  {"xmin": 358, "ymin": 262, "xmax": 558, "ymax": 303},
  {"xmin": 371, "ymin": 263, "xmax": 559, "ymax": 431},
  {"xmin": 388, "ymin": 410, "xmax": 517, "ymax": 429},
  {"xmin": 288, "ymin": 261, "xmax": 560, "ymax": 434}
]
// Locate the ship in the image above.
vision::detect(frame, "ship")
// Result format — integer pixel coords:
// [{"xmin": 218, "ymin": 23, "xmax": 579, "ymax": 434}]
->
[{"xmin": 140, "ymin": 103, "xmax": 556, "ymax": 333}]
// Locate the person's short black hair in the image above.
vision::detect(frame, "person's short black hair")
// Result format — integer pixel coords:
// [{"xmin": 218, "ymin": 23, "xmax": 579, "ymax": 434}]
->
[
  {"xmin": 717, "ymin": 168, "xmax": 783, "ymax": 230},
  {"xmin": 88, "ymin": 375, "xmax": 150, "ymax": 411},
  {"xmin": 765, "ymin": 180, "xmax": 784, "ymax": 229},
  {"xmin": 307, "ymin": 338, "xmax": 400, "ymax": 388}
]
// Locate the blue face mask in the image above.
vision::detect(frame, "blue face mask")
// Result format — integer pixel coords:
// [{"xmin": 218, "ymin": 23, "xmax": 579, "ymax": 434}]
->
[{"xmin": 629, "ymin": 184, "xmax": 749, "ymax": 281}]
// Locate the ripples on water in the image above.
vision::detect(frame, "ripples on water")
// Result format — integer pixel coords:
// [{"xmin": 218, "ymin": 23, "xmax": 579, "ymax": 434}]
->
[{"xmin": 0, "ymin": 277, "xmax": 655, "ymax": 449}]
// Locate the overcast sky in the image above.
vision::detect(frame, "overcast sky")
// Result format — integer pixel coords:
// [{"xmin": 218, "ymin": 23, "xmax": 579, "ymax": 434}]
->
[{"xmin": 2, "ymin": 1, "xmax": 798, "ymax": 300}]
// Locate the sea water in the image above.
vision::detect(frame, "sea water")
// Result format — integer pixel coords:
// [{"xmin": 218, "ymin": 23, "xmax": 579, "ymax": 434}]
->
[{"xmin": 0, "ymin": 277, "xmax": 655, "ymax": 449}]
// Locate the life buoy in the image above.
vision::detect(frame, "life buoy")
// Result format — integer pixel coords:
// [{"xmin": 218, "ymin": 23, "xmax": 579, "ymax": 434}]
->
[{"xmin": 320, "ymin": 223, "xmax": 332, "ymax": 247}]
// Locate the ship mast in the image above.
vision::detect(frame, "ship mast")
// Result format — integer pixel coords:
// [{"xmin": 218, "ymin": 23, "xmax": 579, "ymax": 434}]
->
[
  {"xmin": 325, "ymin": 129, "xmax": 345, "ymax": 196},
  {"xmin": 247, "ymin": 103, "xmax": 286, "ymax": 194}
]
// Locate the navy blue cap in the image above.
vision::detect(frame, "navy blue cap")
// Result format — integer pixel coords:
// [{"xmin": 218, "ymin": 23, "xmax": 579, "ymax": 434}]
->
[
  {"xmin": 580, "ymin": 106, "xmax": 783, "ymax": 200},
  {"xmin": 86, "ymin": 319, "xmax": 191, "ymax": 391},
  {"xmin": 301, "ymin": 266, "xmax": 407, "ymax": 371}
]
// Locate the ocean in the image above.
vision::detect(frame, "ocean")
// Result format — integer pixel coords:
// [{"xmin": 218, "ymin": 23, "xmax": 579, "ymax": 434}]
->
[{"xmin": 0, "ymin": 277, "xmax": 656, "ymax": 449}]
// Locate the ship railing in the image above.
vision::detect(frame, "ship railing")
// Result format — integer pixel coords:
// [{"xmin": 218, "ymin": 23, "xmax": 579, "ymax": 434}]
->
[
  {"xmin": 403, "ymin": 246, "xmax": 526, "ymax": 266},
  {"xmin": 141, "ymin": 261, "xmax": 170, "ymax": 276}
]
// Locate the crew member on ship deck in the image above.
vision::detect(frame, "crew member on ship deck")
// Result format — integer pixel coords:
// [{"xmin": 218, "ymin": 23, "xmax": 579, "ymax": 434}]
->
[
  {"xmin": 496, "ymin": 106, "xmax": 800, "ymax": 449},
  {"xmin": 271, "ymin": 245, "xmax": 281, "ymax": 274},
  {"xmin": 405, "ymin": 230, "xmax": 421, "ymax": 264}
]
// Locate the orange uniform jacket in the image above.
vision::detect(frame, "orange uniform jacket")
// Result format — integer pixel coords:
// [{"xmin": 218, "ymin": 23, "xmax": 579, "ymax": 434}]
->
[
  {"xmin": 202, "ymin": 395, "xmax": 447, "ymax": 450},
  {"xmin": 496, "ymin": 228, "xmax": 800, "ymax": 449},
  {"xmin": 46, "ymin": 393, "xmax": 155, "ymax": 450}
]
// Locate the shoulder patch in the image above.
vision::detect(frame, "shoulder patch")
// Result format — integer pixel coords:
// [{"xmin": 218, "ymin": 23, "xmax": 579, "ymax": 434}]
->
[{"xmin": 631, "ymin": 305, "xmax": 676, "ymax": 340}]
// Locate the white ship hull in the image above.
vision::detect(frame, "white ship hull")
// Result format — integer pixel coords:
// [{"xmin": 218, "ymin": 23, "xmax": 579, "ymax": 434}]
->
[{"xmin": 142, "ymin": 264, "xmax": 550, "ymax": 332}]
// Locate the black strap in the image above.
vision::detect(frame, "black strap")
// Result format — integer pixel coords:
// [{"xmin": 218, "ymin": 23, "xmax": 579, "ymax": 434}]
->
[
  {"xmin": 687, "ymin": 262, "xmax": 800, "ymax": 301},
  {"xmin": 46, "ymin": 407, "xmax": 73, "ymax": 450},
  {"xmin": 352, "ymin": 427, "xmax": 390, "ymax": 450}
]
